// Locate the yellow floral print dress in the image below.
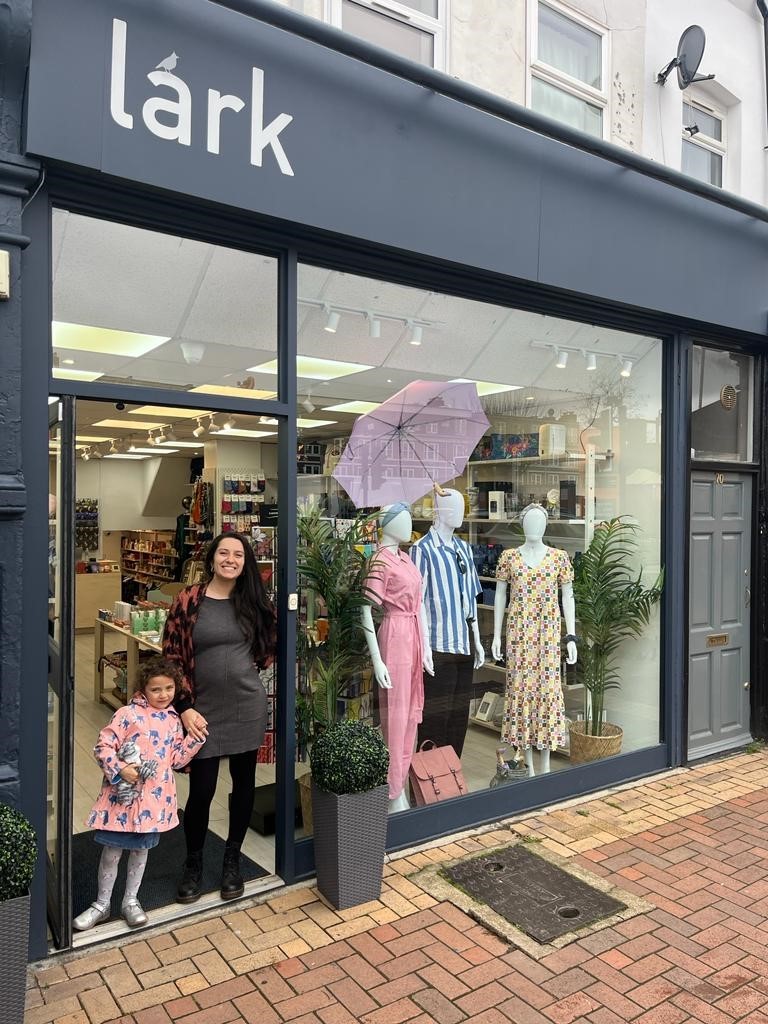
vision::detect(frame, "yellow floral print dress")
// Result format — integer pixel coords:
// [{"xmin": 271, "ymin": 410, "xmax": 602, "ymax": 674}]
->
[{"xmin": 495, "ymin": 546, "xmax": 573, "ymax": 751}]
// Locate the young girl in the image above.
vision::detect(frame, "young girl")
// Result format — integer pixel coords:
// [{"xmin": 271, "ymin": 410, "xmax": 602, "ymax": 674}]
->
[{"xmin": 73, "ymin": 657, "xmax": 206, "ymax": 931}]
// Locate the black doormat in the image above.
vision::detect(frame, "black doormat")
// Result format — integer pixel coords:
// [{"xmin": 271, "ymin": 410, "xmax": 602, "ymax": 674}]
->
[
  {"xmin": 72, "ymin": 817, "xmax": 268, "ymax": 919},
  {"xmin": 444, "ymin": 845, "xmax": 625, "ymax": 944}
]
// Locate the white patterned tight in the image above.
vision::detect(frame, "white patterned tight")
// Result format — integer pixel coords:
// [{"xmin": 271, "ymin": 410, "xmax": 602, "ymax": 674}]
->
[{"xmin": 95, "ymin": 847, "xmax": 149, "ymax": 910}]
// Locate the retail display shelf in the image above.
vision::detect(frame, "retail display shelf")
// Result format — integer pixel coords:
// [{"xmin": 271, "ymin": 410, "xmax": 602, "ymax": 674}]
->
[
  {"xmin": 468, "ymin": 453, "xmax": 606, "ymax": 467},
  {"xmin": 468, "ymin": 715, "xmax": 501, "ymax": 732}
]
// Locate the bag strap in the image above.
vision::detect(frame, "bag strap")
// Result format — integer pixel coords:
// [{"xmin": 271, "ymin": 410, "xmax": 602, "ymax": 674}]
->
[{"xmin": 417, "ymin": 740, "xmax": 437, "ymax": 752}]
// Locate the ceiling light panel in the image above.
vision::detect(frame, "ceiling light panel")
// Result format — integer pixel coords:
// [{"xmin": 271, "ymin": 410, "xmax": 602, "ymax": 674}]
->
[
  {"xmin": 247, "ymin": 357, "xmax": 373, "ymax": 380},
  {"xmin": 93, "ymin": 419, "xmax": 165, "ymax": 430},
  {"xmin": 217, "ymin": 428, "xmax": 277, "ymax": 439},
  {"xmin": 156, "ymin": 441, "xmax": 205, "ymax": 449},
  {"xmin": 449, "ymin": 379, "xmax": 522, "ymax": 396},
  {"xmin": 52, "ymin": 322, "xmax": 170, "ymax": 357},
  {"xmin": 129, "ymin": 406, "xmax": 209, "ymax": 418},
  {"xmin": 76, "ymin": 434, "xmax": 115, "ymax": 443},
  {"xmin": 323, "ymin": 400, "xmax": 379, "ymax": 415},
  {"xmin": 189, "ymin": 384, "xmax": 277, "ymax": 400},
  {"xmin": 104, "ymin": 453, "xmax": 151, "ymax": 460},
  {"xmin": 52, "ymin": 367, "xmax": 104, "ymax": 382},
  {"xmin": 126, "ymin": 448, "xmax": 180, "ymax": 455},
  {"xmin": 296, "ymin": 418, "xmax": 338, "ymax": 428}
]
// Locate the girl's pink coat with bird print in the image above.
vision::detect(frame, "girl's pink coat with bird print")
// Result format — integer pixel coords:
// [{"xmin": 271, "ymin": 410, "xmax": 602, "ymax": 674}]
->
[{"xmin": 85, "ymin": 693, "xmax": 204, "ymax": 835}]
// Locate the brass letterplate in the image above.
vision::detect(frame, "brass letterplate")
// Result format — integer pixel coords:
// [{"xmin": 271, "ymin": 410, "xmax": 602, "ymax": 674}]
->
[{"xmin": 706, "ymin": 633, "xmax": 729, "ymax": 648}]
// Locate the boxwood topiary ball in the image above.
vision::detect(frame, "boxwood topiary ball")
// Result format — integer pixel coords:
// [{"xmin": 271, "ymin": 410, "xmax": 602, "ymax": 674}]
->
[
  {"xmin": 310, "ymin": 720, "xmax": 389, "ymax": 795},
  {"xmin": 0, "ymin": 804, "xmax": 37, "ymax": 902}
]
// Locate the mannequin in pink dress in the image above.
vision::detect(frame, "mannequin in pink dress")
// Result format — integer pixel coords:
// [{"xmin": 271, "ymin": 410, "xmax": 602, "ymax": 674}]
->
[{"xmin": 361, "ymin": 503, "xmax": 434, "ymax": 813}]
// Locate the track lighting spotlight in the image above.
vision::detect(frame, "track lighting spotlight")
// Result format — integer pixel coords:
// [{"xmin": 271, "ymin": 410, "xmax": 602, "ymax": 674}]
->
[
  {"xmin": 208, "ymin": 415, "xmax": 221, "ymax": 433},
  {"xmin": 192, "ymin": 418, "xmax": 205, "ymax": 438},
  {"xmin": 302, "ymin": 396, "xmax": 316, "ymax": 414},
  {"xmin": 585, "ymin": 352, "xmax": 597, "ymax": 372},
  {"xmin": 155, "ymin": 427, "xmax": 168, "ymax": 444},
  {"xmin": 165, "ymin": 426, "xmax": 177, "ymax": 443},
  {"xmin": 91, "ymin": 446, "xmax": 103, "ymax": 459},
  {"xmin": 620, "ymin": 358, "xmax": 633, "ymax": 378},
  {"xmin": 323, "ymin": 306, "xmax": 340, "ymax": 333},
  {"xmin": 408, "ymin": 322, "xmax": 423, "ymax": 346},
  {"xmin": 222, "ymin": 415, "xmax": 236, "ymax": 431},
  {"xmin": 367, "ymin": 314, "xmax": 381, "ymax": 339},
  {"xmin": 146, "ymin": 431, "xmax": 155, "ymax": 446},
  {"xmin": 82, "ymin": 448, "xmax": 91, "ymax": 461},
  {"xmin": 555, "ymin": 349, "xmax": 569, "ymax": 369},
  {"xmin": 109, "ymin": 440, "xmax": 118, "ymax": 455},
  {"xmin": 259, "ymin": 415, "xmax": 279, "ymax": 425}
]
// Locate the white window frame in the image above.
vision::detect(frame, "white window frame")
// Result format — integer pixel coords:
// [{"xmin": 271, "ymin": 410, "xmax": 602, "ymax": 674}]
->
[
  {"xmin": 681, "ymin": 96, "xmax": 726, "ymax": 188},
  {"xmin": 527, "ymin": 0, "xmax": 610, "ymax": 140},
  {"xmin": 326, "ymin": 0, "xmax": 448, "ymax": 71}
]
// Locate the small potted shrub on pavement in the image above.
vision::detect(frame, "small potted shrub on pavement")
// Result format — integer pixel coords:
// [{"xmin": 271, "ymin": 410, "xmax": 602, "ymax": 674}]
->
[
  {"xmin": 0, "ymin": 803, "xmax": 38, "ymax": 1024},
  {"xmin": 310, "ymin": 719, "xmax": 389, "ymax": 909}
]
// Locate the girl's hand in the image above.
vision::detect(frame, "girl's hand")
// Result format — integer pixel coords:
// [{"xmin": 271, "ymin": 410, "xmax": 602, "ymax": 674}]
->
[
  {"xmin": 119, "ymin": 765, "xmax": 140, "ymax": 784},
  {"xmin": 181, "ymin": 709, "xmax": 208, "ymax": 741}
]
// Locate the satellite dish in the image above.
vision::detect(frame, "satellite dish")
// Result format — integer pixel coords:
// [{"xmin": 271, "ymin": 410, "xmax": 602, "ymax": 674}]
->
[{"xmin": 656, "ymin": 25, "xmax": 715, "ymax": 89}]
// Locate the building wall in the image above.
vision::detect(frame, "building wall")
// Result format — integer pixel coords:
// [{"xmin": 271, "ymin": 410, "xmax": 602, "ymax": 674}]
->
[{"xmin": 273, "ymin": 0, "xmax": 767, "ymax": 203}]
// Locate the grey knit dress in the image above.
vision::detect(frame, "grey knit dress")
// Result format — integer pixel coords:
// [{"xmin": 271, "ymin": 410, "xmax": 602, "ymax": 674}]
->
[{"xmin": 191, "ymin": 596, "xmax": 268, "ymax": 759}]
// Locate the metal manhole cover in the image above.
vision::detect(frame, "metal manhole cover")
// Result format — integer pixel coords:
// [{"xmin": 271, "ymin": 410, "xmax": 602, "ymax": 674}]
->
[{"xmin": 445, "ymin": 845, "xmax": 626, "ymax": 943}]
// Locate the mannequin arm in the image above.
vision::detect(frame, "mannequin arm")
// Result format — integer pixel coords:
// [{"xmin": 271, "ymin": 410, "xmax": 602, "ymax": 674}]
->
[
  {"xmin": 561, "ymin": 581, "xmax": 577, "ymax": 665},
  {"xmin": 471, "ymin": 617, "xmax": 485, "ymax": 669},
  {"xmin": 419, "ymin": 603, "xmax": 434, "ymax": 676},
  {"xmin": 491, "ymin": 581, "xmax": 507, "ymax": 661},
  {"xmin": 360, "ymin": 606, "xmax": 392, "ymax": 689}
]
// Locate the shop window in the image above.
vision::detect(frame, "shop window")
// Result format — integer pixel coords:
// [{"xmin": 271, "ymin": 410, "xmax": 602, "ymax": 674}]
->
[
  {"xmin": 326, "ymin": 0, "xmax": 445, "ymax": 69},
  {"xmin": 295, "ymin": 264, "xmax": 663, "ymax": 816},
  {"xmin": 51, "ymin": 210, "xmax": 278, "ymax": 401},
  {"xmin": 681, "ymin": 100, "xmax": 724, "ymax": 188},
  {"xmin": 691, "ymin": 346, "xmax": 753, "ymax": 462},
  {"xmin": 529, "ymin": 0, "xmax": 608, "ymax": 139}
]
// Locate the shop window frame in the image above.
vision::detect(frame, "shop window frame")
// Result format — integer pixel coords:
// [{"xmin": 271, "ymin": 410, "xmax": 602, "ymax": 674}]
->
[
  {"xmin": 325, "ymin": 0, "xmax": 448, "ymax": 71},
  {"xmin": 527, "ymin": 0, "xmax": 610, "ymax": 141}
]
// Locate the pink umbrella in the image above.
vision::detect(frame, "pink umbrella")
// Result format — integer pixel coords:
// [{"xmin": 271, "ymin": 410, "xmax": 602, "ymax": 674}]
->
[{"xmin": 332, "ymin": 380, "xmax": 490, "ymax": 509}]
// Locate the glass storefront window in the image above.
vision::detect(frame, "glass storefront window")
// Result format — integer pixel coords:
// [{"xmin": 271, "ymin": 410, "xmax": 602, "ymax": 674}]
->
[
  {"xmin": 691, "ymin": 346, "xmax": 753, "ymax": 462},
  {"xmin": 295, "ymin": 265, "xmax": 663, "ymax": 812},
  {"xmin": 51, "ymin": 210, "xmax": 278, "ymax": 402}
]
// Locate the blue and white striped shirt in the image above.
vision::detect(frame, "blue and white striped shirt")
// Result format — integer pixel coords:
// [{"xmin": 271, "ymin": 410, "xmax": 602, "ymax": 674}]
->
[{"xmin": 410, "ymin": 528, "xmax": 482, "ymax": 656}]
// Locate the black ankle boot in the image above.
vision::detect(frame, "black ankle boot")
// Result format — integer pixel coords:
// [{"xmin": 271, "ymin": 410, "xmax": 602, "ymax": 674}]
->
[
  {"xmin": 177, "ymin": 851, "xmax": 203, "ymax": 904},
  {"xmin": 221, "ymin": 842, "xmax": 244, "ymax": 900}
]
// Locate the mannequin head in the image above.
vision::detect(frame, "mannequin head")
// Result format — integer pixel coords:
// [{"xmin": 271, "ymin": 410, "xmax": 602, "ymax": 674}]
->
[
  {"xmin": 520, "ymin": 503, "xmax": 548, "ymax": 543},
  {"xmin": 181, "ymin": 496, "xmax": 193, "ymax": 512},
  {"xmin": 379, "ymin": 503, "xmax": 412, "ymax": 545},
  {"xmin": 433, "ymin": 488, "xmax": 464, "ymax": 530}
]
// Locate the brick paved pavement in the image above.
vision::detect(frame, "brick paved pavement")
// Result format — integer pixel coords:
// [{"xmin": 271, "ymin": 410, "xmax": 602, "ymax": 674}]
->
[{"xmin": 25, "ymin": 751, "xmax": 768, "ymax": 1024}]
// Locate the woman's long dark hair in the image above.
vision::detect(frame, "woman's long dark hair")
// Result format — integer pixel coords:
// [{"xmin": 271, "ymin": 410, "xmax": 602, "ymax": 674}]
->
[{"xmin": 204, "ymin": 532, "xmax": 276, "ymax": 667}]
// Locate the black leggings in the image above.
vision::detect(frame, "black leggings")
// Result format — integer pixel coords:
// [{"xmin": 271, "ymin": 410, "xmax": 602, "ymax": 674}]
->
[{"xmin": 183, "ymin": 750, "xmax": 258, "ymax": 854}]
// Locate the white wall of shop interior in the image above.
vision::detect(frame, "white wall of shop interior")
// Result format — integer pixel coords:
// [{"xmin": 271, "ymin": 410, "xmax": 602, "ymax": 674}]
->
[
  {"xmin": 277, "ymin": 0, "xmax": 768, "ymax": 203},
  {"xmin": 643, "ymin": 0, "xmax": 767, "ymax": 203}
]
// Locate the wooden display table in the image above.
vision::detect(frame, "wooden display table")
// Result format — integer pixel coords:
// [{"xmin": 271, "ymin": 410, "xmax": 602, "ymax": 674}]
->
[{"xmin": 93, "ymin": 619, "xmax": 162, "ymax": 711}]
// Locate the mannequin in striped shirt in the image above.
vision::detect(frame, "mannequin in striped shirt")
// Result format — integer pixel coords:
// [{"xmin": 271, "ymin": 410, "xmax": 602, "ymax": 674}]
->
[{"xmin": 410, "ymin": 488, "xmax": 485, "ymax": 758}]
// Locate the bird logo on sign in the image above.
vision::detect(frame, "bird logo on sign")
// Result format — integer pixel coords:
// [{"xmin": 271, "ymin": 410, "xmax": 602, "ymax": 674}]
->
[{"xmin": 155, "ymin": 52, "xmax": 179, "ymax": 73}]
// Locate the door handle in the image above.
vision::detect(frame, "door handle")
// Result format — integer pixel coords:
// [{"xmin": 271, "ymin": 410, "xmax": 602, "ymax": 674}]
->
[
  {"xmin": 744, "ymin": 681, "xmax": 750, "ymax": 690},
  {"xmin": 745, "ymin": 587, "xmax": 751, "ymax": 607}
]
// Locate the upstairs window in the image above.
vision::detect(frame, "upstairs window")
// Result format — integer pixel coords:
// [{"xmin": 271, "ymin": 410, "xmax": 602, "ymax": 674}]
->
[
  {"xmin": 682, "ymin": 99, "xmax": 724, "ymax": 188},
  {"xmin": 529, "ymin": 0, "xmax": 608, "ymax": 139},
  {"xmin": 327, "ymin": 0, "xmax": 446, "ymax": 69}
]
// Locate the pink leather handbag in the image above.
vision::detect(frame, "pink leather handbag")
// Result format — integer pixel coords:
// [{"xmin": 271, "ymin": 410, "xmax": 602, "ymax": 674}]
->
[{"xmin": 409, "ymin": 741, "xmax": 467, "ymax": 806}]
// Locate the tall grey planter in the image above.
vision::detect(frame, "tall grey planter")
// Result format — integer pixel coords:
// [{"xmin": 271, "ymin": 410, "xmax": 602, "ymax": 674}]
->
[
  {"xmin": 0, "ymin": 894, "xmax": 30, "ymax": 1024},
  {"xmin": 312, "ymin": 782, "xmax": 389, "ymax": 910}
]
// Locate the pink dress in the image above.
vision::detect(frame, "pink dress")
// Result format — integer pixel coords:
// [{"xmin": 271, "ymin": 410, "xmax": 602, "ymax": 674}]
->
[
  {"xmin": 367, "ymin": 546, "xmax": 425, "ymax": 799},
  {"xmin": 85, "ymin": 693, "xmax": 204, "ymax": 836}
]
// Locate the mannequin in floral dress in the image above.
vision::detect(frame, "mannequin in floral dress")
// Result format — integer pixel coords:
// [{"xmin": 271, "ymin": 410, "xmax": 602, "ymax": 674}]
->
[{"xmin": 491, "ymin": 504, "xmax": 577, "ymax": 777}]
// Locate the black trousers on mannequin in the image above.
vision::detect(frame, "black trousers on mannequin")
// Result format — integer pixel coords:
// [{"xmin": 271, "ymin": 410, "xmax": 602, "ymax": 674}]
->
[
  {"xmin": 417, "ymin": 651, "xmax": 474, "ymax": 758},
  {"xmin": 183, "ymin": 750, "xmax": 257, "ymax": 854}
]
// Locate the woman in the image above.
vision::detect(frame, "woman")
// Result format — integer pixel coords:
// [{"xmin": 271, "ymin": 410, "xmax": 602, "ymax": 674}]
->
[{"xmin": 162, "ymin": 532, "xmax": 276, "ymax": 903}]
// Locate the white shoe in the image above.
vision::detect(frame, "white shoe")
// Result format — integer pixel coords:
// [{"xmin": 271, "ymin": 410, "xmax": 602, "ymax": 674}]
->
[
  {"xmin": 121, "ymin": 899, "xmax": 148, "ymax": 927},
  {"xmin": 73, "ymin": 903, "xmax": 110, "ymax": 931}
]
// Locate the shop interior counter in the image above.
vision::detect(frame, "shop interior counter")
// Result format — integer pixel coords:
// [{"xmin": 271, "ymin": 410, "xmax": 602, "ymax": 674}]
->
[{"xmin": 93, "ymin": 619, "xmax": 162, "ymax": 711}]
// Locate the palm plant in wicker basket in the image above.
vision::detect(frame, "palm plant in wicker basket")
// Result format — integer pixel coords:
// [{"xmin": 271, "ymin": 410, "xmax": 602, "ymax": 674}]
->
[
  {"xmin": 572, "ymin": 517, "xmax": 664, "ymax": 737},
  {"xmin": 296, "ymin": 506, "xmax": 379, "ymax": 744}
]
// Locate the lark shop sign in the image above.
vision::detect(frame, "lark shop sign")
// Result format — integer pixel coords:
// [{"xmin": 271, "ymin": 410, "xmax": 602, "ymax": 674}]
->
[{"xmin": 109, "ymin": 17, "xmax": 295, "ymax": 176}]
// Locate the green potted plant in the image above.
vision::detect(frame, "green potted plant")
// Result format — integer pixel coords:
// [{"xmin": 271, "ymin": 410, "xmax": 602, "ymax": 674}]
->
[
  {"xmin": 310, "ymin": 719, "xmax": 389, "ymax": 909},
  {"xmin": 570, "ymin": 517, "xmax": 664, "ymax": 762},
  {"xmin": 296, "ymin": 507, "xmax": 378, "ymax": 832},
  {"xmin": 0, "ymin": 804, "xmax": 37, "ymax": 1024}
]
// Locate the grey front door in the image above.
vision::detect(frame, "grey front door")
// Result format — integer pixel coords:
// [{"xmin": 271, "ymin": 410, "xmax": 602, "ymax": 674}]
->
[{"xmin": 688, "ymin": 472, "xmax": 752, "ymax": 759}]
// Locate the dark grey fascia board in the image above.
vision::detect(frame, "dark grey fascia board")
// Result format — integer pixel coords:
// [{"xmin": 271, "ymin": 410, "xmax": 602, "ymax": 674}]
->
[{"xmin": 210, "ymin": 0, "xmax": 768, "ymax": 228}]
